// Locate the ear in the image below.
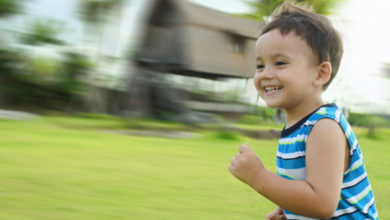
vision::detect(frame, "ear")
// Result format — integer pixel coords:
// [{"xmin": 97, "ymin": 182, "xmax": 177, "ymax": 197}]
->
[{"xmin": 313, "ymin": 61, "xmax": 332, "ymax": 87}]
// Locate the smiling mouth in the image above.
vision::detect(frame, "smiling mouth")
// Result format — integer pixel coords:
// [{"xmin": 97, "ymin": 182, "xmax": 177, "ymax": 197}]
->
[{"xmin": 263, "ymin": 85, "xmax": 283, "ymax": 92}]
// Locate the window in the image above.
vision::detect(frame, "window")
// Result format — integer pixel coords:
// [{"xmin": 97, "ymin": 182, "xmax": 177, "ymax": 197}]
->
[{"xmin": 227, "ymin": 33, "xmax": 245, "ymax": 53}]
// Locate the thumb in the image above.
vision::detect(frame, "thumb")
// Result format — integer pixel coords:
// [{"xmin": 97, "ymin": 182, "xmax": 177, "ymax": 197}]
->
[{"xmin": 239, "ymin": 142, "xmax": 250, "ymax": 153}]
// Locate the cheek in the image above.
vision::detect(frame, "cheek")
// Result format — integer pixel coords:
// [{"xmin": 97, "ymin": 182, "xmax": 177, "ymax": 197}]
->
[{"xmin": 253, "ymin": 74, "xmax": 262, "ymax": 92}]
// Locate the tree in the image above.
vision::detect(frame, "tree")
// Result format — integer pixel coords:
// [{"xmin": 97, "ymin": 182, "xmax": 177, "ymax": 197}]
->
[
  {"xmin": 77, "ymin": 0, "xmax": 127, "ymax": 66},
  {"xmin": 0, "ymin": 0, "xmax": 22, "ymax": 17},
  {"xmin": 77, "ymin": 0, "xmax": 125, "ymax": 52},
  {"xmin": 76, "ymin": 0, "xmax": 127, "ymax": 113},
  {"xmin": 0, "ymin": 0, "xmax": 24, "ymax": 45},
  {"xmin": 21, "ymin": 19, "xmax": 65, "ymax": 45},
  {"xmin": 239, "ymin": 0, "xmax": 344, "ymax": 21}
]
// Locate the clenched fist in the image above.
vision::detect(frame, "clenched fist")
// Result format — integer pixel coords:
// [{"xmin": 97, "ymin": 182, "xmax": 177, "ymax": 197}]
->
[
  {"xmin": 266, "ymin": 206, "xmax": 287, "ymax": 220},
  {"xmin": 228, "ymin": 143, "xmax": 265, "ymax": 186}
]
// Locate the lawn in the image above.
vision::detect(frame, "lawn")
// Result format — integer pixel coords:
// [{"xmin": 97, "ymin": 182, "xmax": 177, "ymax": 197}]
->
[{"xmin": 0, "ymin": 116, "xmax": 388, "ymax": 219}]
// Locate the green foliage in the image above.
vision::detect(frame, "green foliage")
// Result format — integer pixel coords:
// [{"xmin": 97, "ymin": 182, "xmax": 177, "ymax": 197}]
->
[
  {"xmin": 257, "ymin": 107, "xmax": 277, "ymax": 122},
  {"xmin": 78, "ymin": 0, "xmax": 106, "ymax": 24},
  {"xmin": 239, "ymin": 0, "xmax": 345, "ymax": 21},
  {"xmin": 0, "ymin": 0, "xmax": 22, "ymax": 17},
  {"xmin": 239, "ymin": 0, "xmax": 284, "ymax": 21},
  {"xmin": 0, "ymin": 48, "xmax": 22, "ymax": 76},
  {"xmin": 78, "ymin": 0, "xmax": 125, "ymax": 24},
  {"xmin": 58, "ymin": 52, "xmax": 90, "ymax": 95},
  {"xmin": 75, "ymin": 112, "xmax": 119, "ymax": 120},
  {"xmin": 26, "ymin": 56, "xmax": 59, "ymax": 77},
  {"xmin": 0, "ymin": 47, "xmax": 91, "ymax": 111},
  {"xmin": 213, "ymin": 130, "xmax": 241, "ymax": 140},
  {"xmin": 348, "ymin": 113, "xmax": 388, "ymax": 128},
  {"xmin": 348, "ymin": 112, "xmax": 388, "ymax": 140},
  {"xmin": 239, "ymin": 107, "xmax": 277, "ymax": 125},
  {"xmin": 240, "ymin": 114, "xmax": 262, "ymax": 125},
  {"xmin": 21, "ymin": 19, "xmax": 65, "ymax": 45}
]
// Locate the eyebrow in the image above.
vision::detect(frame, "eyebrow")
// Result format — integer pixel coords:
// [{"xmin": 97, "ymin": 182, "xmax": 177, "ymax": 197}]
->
[{"xmin": 256, "ymin": 53, "xmax": 291, "ymax": 61}]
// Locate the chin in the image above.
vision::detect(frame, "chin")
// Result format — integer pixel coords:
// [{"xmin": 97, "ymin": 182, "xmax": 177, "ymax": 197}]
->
[
  {"xmin": 262, "ymin": 95, "xmax": 283, "ymax": 109},
  {"xmin": 265, "ymin": 102, "xmax": 280, "ymax": 109}
]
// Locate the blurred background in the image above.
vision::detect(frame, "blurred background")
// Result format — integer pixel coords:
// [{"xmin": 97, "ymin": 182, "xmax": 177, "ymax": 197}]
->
[
  {"xmin": 0, "ymin": 0, "xmax": 389, "ymax": 219},
  {"xmin": 1, "ymin": 0, "xmax": 390, "ymax": 118}
]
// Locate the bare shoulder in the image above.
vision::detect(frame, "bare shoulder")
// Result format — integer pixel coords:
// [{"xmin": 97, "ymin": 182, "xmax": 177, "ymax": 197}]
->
[
  {"xmin": 307, "ymin": 118, "xmax": 346, "ymax": 146},
  {"xmin": 306, "ymin": 118, "xmax": 349, "ymax": 172}
]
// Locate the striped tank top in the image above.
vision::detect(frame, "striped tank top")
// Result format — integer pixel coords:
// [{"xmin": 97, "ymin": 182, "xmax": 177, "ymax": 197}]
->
[{"xmin": 277, "ymin": 103, "xmax": 378, "ymax": 219}]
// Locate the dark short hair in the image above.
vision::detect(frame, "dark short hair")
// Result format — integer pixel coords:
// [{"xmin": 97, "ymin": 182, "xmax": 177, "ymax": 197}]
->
[{"xmin": 260, "ymin": 1, "xmax": 343, "ymax": 90}]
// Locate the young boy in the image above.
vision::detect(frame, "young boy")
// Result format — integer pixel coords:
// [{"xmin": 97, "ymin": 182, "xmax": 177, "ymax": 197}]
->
[{"xmin": 229, "ymin": 2, "xmax": 378, "ymax": 219}]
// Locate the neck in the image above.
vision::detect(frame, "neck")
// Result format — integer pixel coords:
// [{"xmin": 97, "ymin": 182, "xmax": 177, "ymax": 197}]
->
[{"xmin": 284, "ymin": 98, "xmax": 325, "ymax": 128}]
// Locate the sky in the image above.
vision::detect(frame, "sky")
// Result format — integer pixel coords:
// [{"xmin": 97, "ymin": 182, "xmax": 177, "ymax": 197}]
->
[{"xmin": 3, "ymin": 0, "xmax": 390, "ymax": 114}]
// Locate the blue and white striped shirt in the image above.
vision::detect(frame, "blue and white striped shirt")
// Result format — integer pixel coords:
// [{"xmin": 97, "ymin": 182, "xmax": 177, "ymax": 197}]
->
[{"xmin": 277, "ymin": 104, "xmax": 378, "ymax": 219}]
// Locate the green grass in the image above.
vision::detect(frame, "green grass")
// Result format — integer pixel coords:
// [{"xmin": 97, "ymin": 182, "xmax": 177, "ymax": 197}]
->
[
  {"xmin": 357, "ymin": 132, "xmax": 390, "ymax": 218},
  {"xmin": 234, "ymin": 122, "xmax": 284, "ymax": 131},
  {"xmin": 0, "ymin": 117, "xmax": 388, "ymax": 219}
]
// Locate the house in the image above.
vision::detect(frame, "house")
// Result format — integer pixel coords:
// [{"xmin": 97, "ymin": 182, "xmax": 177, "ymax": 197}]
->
[
  {"xmin": 124, "ymin": 0, "xmax": 263, "ymax": 120},
  {"xmin": 135, "ymin": 0, "xmax": 262, "ymax": 79}
]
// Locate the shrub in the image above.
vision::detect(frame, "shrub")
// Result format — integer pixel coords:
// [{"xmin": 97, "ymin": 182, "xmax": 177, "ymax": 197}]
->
[
  {"xmin": 239, "ymin": 107, "xmax": 277, "ymax": 125},
  {"xmin": 348, "ymin": 113, "xmax": 387, "ymax": 128},
  {"xmin": 75, "ymin": 113, "xmax": 118, "ymax": 120},
  {"xmin": 239, "ymin": 114, "xmax": 261, "ymax": 125},
  {"xmin": 213, "ymin": 130, "xmax": 241, "ymax": 140},
  {"xmin": 348, "ymin": 112, "xmax": 388, "ymax": 139}
]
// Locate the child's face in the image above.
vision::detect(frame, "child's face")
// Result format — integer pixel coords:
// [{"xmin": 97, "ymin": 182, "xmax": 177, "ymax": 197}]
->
[{"xmin": 254, "ymin": 29, "xmax": 319, "ymax": 110}]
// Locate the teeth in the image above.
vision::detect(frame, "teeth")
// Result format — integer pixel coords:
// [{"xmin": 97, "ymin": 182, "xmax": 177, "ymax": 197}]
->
[{"xmin": 264, "ymin": 86, "xmax": 282, "ymax": 91}]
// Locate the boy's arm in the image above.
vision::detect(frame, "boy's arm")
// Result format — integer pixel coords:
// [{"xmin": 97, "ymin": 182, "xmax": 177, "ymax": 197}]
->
[{"xmin": 229, "ymin": 119, "xmax": 348, "ymax": 218}]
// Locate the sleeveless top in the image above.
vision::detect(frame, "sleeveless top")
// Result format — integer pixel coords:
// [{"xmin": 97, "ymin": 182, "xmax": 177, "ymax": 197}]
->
[{"xmin": 277, "ymin": 104, "xmax": 379, "ymax": 219}]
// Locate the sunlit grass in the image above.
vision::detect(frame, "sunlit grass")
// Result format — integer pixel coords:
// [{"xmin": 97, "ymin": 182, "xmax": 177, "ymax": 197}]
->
[
  {"xmin": 234, "ymin": 122, "xmax": 284, "ymax": 131},
  {"xmin": 0, "ymin": 117, "xmax": 388, "ymax": 219}
]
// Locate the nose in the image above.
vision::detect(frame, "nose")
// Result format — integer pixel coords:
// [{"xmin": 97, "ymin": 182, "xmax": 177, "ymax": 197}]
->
[
  {"xmin": 261, "ymin": 66, "xmax": 274, "ymax": 79},
  {"xmin": 254, "ymin": 66, "xmax": 273, "ymax": 82}
]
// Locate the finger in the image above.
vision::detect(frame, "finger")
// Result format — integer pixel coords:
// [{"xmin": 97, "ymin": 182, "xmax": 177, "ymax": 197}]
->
[
  {"xmin": 265, "ymin": 210, "xmax": 278, "ymax": 220},
  {"xmin": 238, "ymin": 145, "xmax": 243, "ymax": 153},
  {"xmin": 279, "ymin": 209, "xmax": 287, "ymax": 220},
  {"xmin": 275, "ymin": 214, "xmax": 287, "ymax": 220},
  {"xmin": 268, "ymin": 213, "xmax": 280, "ymax": 220},
  {"xmin": 228, "ymin": 161, "xmax": 236, "ymax": 173},
  {"xmin": 230, "ymin": 157, "xmax": 237, "ymax": 166},
  {"xmin": 238, "ymin": 143, "xmax": 248, "ymax": 153},
  {"xmin": 228, "ymin": 164, "xmax": 233, "ymax": 173}
]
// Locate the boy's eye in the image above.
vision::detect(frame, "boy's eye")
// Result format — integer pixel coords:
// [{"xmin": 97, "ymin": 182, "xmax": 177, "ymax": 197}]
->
[
  {"xmin": 276, "ymin": 61, "xmax": 287, "ymax": 66},
  {"xmin": 256, "ymin": 64, "xmax": 264, "ymax": 70}
]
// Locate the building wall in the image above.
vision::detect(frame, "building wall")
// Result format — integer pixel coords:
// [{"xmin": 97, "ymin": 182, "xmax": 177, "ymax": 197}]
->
[{"xmin": 185, "ymin": 26, "xmax": 256, "ymax": 78}]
